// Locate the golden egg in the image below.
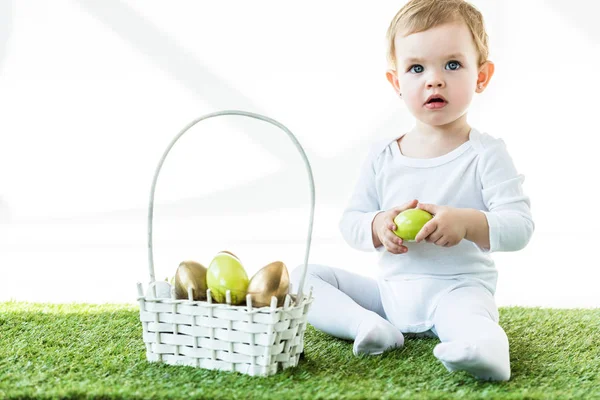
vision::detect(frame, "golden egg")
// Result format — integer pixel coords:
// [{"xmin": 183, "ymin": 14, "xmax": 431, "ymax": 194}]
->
[
  {"xmin": 247, "ymin": 261, "xmax": 289, "ymax": 308},
  {"xmin": 174, "ymin": 260, "xmax": 208, "ymax": 300}
]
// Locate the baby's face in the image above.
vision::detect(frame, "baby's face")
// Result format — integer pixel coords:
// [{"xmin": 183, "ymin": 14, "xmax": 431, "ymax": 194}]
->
[{"xmin": 392, "ymin": 21, "xmax": 481, "ymax": 127}]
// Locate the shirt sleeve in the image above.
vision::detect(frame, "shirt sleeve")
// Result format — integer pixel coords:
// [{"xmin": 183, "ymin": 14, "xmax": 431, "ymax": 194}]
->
[
  {"xmin": 338, "ymin": 145, "xmax": 384, "ymax": 252},
  {"xmin": 478, "ymin": 139, "xmax": 535, "ymax": 253}
]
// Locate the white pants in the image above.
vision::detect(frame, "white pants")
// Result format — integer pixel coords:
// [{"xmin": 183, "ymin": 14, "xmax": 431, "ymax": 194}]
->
[{"xmin": 292, "ymin": 263, "xmax": 505, "ymax": 349}]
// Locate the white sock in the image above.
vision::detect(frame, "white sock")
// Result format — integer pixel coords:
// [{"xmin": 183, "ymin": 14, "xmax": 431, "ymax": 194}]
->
[
  {"xmin": 433, "ymin": 341, "xmax": 511, "ymax": 381},
  {"xmin": 353, "ymin": 314, "xmax": 405, "ymax": 356}
]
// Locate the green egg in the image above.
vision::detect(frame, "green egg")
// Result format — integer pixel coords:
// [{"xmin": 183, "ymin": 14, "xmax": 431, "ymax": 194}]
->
[
  {"xmin": 206, "ymin": 251, "xmax": 249, "ymax": 305},
  {"xmin": 393, "ymin": 209, "xmax": 433, "ymax": 241}
]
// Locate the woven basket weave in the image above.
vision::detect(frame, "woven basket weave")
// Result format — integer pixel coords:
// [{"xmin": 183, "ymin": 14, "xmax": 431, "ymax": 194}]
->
[{"xmin": 137, "ymin": 110, "xmax": 315, "ymax": 377}]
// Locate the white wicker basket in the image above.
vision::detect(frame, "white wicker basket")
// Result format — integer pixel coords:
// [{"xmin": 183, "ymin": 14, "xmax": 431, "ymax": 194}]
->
[{"xmin": 137, "ymin": 110, "xmax": 315, "ymax": 377}]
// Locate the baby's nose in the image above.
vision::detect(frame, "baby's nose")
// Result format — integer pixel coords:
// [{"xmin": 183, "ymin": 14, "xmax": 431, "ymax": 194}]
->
[{"xmin": 427, "ymin": 80, "xmax": 445, "ymax": 88}]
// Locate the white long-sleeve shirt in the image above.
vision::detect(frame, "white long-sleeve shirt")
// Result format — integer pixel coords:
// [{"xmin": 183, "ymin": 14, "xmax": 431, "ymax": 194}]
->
[{"xmin": 339, "ymin": 128, "xmax": 534, "ymax": 290}]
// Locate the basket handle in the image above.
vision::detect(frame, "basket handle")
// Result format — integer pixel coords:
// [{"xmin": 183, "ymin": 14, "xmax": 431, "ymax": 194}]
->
[{"xmin": 147, "ymin": 110, "xmax": 315, "ymax": 303}]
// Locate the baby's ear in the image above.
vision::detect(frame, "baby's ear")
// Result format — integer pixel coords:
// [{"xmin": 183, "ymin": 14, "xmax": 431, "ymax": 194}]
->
[
  {"xmin": 386, "ymin": 70, "xmax": 401, "ymax": 93},
  {"xmin": 477, "ymin": 61, "xmax": 495, "ymax": 92}
]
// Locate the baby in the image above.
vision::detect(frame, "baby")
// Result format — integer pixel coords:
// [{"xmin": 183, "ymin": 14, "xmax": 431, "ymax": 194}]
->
[{"xmin": 291, "ymin": 0, "xmax": 534, "ymax": 382}]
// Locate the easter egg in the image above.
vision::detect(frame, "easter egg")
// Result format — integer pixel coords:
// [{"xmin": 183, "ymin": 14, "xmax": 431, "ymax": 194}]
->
[
  {"xmin": 206, "ymin": 251, "xmax": 249, "ymax": 305},
  {"xmin": 146, "ymin": 280, "xmax": 172, "ymax": 299},
  {"xmin": 393, "ymin": 208, "xmax": 433, "ymax": 241},
  {"xmin": 247, "ymin": 261, "xmax": 289, "ymax": 308},
  {"xmin": 174, "ymin": 260, "xmax": 208, "ymax": 300}
]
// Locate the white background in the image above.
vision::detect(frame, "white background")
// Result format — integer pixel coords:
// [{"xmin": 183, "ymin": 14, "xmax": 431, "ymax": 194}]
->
[{"xmin": 1, "ymin": 0, "xmax": 598, "ymax": 308}]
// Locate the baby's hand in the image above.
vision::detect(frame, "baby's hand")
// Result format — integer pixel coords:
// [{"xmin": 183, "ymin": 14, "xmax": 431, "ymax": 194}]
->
[
  {"xmin": 414, "ymin": 203, "xmax": 467, "ymax": 247},
  {"xmin": 373, "ymin": 199, "xmax": 418, "ymax": 254}
]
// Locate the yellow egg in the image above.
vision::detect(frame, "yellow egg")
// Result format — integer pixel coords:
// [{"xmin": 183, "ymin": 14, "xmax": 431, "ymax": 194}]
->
[
  {"xmin": 247, "ymin": 261, "xmax": 289, "ymax": 308},
  {"xmin": 174, "ymin": 260, "xmax": 208, "ymax": 300}
]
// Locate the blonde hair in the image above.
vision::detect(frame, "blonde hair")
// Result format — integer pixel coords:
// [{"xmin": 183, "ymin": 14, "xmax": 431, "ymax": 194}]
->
[{"xmin": 386, "ymin": 0, "xmax": 489, "ymax": 69}]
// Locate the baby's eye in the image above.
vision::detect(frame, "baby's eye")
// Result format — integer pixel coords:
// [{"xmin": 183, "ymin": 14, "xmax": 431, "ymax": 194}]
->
[
  {"xmin": 446, "ymin": 60, "xmax": 462, "ymax": 70},
  {"xmin": 408, "ymin": 64, "xmax": 424, "ymax": 74}
]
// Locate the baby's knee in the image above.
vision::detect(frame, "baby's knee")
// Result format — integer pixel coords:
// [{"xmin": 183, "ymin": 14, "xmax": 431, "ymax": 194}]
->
[
  {"xmin": 436, "ymin": 286, "xmax": 499, "ymax": 322},
  {"xmin": 290, "ymin": 263, "xmax": 335, "ymax": 288}
]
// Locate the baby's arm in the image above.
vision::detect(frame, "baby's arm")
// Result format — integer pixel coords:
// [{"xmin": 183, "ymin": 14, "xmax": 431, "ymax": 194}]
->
[
  {"xmin": 338, "ymin": 148, "xmax": 384, "ymax": 251},
  {"xmin": 414, "ymin": 204, "xmax": 488, "ymax": 249},
  {"xmin": 477, "ymin": 139, "xmax": 534, "ymax": 252},
  {"xmin": 338, "ymin": 145, "xmax": 418, "ymax": 254},
  {"xmin": 460, "ymin": 208, "xmax": 491, "ymax": 250}
]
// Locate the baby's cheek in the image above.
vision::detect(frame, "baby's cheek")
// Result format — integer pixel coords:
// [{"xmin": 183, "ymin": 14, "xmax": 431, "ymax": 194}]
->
[
  {"xmin": 454, "ymin": 86, "xmax": 475, "ymax": 107},
  {"xmin": 406, "ymin": 95, "xmax": 425, "ymax": 114}
]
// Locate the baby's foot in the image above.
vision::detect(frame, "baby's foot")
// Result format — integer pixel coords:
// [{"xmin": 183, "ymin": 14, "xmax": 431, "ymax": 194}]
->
[
  {"xmin": 433, "ymin": 341, "xmax": 510, "ymax": 381},
  {"xmin": 353, "ymin": 317, "xmax": 404, "ymax": 356}
]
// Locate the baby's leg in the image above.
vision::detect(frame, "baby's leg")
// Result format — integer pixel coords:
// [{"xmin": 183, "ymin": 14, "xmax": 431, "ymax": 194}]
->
[
  {"xmin": 432, "ymin": 286, "xmax": 510, "ymax": 381},
  {"xmin": 291, "ymin": 264, "xmax": 404, "ymax": 355}
]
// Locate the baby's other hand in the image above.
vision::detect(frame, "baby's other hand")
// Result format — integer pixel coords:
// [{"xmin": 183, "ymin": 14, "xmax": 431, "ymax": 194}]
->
[
  {"xmin": 414, "ymin": 203, "xmax": 467, "ymax": 247},
  {"xmin": 374, "ymin": 199, "xmax": 418, "ymax": 254}
]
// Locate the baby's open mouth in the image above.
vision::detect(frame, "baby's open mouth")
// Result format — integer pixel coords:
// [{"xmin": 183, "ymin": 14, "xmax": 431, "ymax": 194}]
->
[{"xmin": 425, "ymin": 97, "xmax": 448, "ymax": 109}]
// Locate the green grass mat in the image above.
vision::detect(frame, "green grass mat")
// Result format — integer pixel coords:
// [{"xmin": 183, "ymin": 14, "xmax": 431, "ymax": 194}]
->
[{"xmin": 1, "ymin": 302, "xmax": 598, "ymax": 399}]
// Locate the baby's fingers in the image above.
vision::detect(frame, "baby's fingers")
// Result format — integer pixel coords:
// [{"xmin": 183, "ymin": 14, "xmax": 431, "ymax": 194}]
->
[
  {"xmin": 393, "ymin": 199, "xmax": 419, "ymax": 214},
  {"xmin": 386, "ymin": 220, "xmax": 397, "ymax": 231},
  {"xmin": 384, "ymin": 232, "xmax": 408, "ymax": 254},
  {"xmin": 415, "ymin": 220, "xmax": 437, "ymax": 243}
]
